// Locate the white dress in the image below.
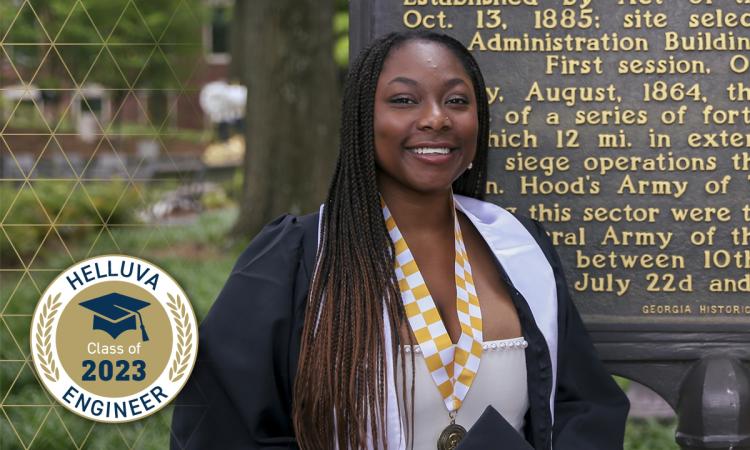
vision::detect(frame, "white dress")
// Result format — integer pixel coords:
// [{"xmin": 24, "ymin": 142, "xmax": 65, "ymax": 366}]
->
[{"xmin": 396, "ymin": 337, "xmax": 530, "ymax": 449}]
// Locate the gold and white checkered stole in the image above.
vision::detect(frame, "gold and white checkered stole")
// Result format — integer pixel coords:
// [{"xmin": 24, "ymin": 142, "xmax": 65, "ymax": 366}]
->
[{"xmin": 383, "ymin": 199, "xmax": 483, "ymax": 413}]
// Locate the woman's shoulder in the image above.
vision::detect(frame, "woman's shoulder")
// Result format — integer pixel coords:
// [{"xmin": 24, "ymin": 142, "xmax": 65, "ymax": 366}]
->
[
  {"xmin": 172, "ymin": 212, "xmax": 320, "ymax": 449},
  {"xmin": 199, "ymin": 211, "xmax": 320, "ymax": 345},
  {"xmin": 454, "ymin": 195, "xmax": 548, "ymax": 247},
  {"xmin": 231, "ymin": 211, "xmax": 320, "ymax": 278},
  {"xmin": 455, "ymin": 195, "xmax": 565, "ymax": 300}
]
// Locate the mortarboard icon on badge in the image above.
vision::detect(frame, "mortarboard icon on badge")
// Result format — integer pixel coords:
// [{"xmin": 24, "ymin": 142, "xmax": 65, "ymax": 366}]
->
[{"xmin": 79, "ymin": 293, "xmax": 150, "ymax": 341}]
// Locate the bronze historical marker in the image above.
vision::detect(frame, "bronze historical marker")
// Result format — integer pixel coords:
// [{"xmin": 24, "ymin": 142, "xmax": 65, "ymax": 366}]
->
[{"xmin": 352, "ymin": 2, "xmax": 750, "ymax": 447}]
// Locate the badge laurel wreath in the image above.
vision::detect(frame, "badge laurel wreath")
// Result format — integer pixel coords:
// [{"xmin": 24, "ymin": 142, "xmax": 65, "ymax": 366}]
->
[
  {"xmin": 167, "ymin": 293, "xmax": 194, "ymax": 382},
  {"xmin": 35, "ymin": 293, "xmax": 62, "ymax": 383}
]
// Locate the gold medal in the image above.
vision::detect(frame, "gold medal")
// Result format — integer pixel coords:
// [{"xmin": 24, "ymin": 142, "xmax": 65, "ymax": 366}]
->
[{"xmin": 438, "ymin": 412, "xmax": 467, "ymax": 450}]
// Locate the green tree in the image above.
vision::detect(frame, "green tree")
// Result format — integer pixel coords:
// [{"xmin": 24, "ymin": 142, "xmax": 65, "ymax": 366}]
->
[{"xmin": 1, "ymin": 0, "xmax": 203, "ymax": 127}]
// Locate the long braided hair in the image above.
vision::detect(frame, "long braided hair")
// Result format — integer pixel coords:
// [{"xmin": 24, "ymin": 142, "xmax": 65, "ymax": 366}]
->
[{"xmin": 292, "ymin": 31, "xmax": 490, "ymax": 450}]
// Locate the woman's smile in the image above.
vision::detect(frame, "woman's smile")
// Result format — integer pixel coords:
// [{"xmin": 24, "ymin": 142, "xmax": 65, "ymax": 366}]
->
[{"xmin": 405, "ymin": 142, "xmax": 460, "ymax": 164}]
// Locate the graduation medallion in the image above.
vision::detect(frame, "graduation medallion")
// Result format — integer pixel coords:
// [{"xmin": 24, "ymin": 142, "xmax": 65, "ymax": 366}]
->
[
  {"xmin": 383, "ymin": 195, "xmax": 483, "ymax": 446},
  {"xmin": 437, "ymin": 410, "xmax": 467, "ymax": 450},
  {"xmin": 438, "ymin": 423, "xmax": 467, "ymax": 450},
  {"xmin": 30, "ymin": 255, "xmax": 198, "ymax": 423}
]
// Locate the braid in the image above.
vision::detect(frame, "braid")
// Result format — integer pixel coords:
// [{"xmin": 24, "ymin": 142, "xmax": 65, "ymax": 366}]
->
[{"xmin": 293, "ymin": 31, "xmax": 489, "ymax": 449}]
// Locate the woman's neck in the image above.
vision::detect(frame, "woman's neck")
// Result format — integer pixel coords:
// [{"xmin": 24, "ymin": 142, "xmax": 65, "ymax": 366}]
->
[{"xmin": 380, "ymin": 185, "xmax": 454, "ymax": 236}]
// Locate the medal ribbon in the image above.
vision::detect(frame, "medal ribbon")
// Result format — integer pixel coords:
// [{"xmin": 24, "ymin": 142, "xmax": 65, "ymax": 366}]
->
[{"xmin": 383, "ymin": 198, "xmax": 483, "ymax": 413}]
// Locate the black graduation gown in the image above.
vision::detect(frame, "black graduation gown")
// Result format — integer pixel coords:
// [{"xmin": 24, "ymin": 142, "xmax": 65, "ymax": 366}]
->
[{"xmin": 170, "ymin": 212, "xmax": 629, "ymax": 450}]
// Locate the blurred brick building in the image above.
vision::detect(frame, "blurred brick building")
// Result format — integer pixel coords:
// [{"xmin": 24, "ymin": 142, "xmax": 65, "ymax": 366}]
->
[{"xmin": 0, "ymin": 0, "xmax": 232, "ymax": 134}]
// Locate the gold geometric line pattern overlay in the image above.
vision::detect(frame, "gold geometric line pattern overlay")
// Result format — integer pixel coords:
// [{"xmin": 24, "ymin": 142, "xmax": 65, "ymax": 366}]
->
[{"xmin": 2, "ymin": 0, "xmax": 207, "ymax": 448}]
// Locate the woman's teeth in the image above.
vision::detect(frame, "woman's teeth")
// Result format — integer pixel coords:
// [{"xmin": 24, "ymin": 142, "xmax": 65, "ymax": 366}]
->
[{"xmin": 409, "ymin": 147, "xmax": 451, "ymax": 155}]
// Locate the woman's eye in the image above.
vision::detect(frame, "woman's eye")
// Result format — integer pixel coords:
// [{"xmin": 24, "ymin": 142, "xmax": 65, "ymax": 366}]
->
[
  {"xmin": 447, "ymin": 97, "xmax": 469, "ymax": 105},
  {"xmin": 390, "ymin": 96, "xmax": 416, "ymax": 104}
]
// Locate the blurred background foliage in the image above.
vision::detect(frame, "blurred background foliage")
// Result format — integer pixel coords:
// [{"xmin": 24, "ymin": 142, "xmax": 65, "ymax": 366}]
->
[{"xmin": 0, "ymin": 0, "xmax": 203, "ymax": 127}]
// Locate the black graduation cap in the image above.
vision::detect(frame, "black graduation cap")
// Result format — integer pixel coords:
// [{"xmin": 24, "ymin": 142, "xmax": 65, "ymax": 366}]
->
[{"xmin": 79, "ymin": 293, "xmax": 150, "ymax": 341}]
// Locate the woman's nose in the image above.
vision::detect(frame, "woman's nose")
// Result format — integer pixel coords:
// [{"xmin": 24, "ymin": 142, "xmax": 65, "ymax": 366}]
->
[{"xmin": 417, "ymin": 102, "xmax": 451, "ymax": 131}]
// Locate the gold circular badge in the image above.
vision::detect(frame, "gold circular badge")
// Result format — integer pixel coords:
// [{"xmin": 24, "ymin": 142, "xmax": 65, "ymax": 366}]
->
[{"xmin": 30, "ymin": 255, "xmax": 198, "ymax": 423}]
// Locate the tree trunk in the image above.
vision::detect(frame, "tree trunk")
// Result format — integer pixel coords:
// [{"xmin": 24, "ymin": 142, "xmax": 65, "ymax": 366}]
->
[
  {"xmin": 147, "ymin": 90, "xmax": 168, "ymax": 128},
  {"xmin": 232, "ymin": 0, "xmax": 339, "ymax": 236},
  {"xmin": 228, "ymin": 1, "xmax": 245, "ymax": 82}
]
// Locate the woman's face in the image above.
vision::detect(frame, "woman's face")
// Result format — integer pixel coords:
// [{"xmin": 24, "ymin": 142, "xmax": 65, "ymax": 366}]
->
[
  {"xmin": 373, "ymin": 40, "xmax": 478, "ymax": 196},
  {"xmin": 374, "ymin": 40, "xmax": 479, "ymax": 197}
]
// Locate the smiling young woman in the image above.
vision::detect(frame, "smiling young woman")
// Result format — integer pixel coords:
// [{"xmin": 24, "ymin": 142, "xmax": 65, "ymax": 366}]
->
[{"xmin": 171, "ymin": 31, "xmax": 629, "ymax": 450}]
